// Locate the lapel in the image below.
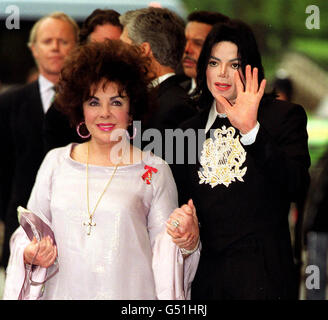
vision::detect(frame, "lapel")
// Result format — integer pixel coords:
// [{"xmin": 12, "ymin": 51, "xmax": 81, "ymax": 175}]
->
[
  {"xmin": 182, "ymin": 105, "xmax": 211, "ymax": 167},
  {"xmin": 13, "ymin": 80, "xmax": 45, "ymax": 145},
  {"xmin": 193, "ymin": 105, "xmax": 212, "ymax": 131},
  {"xmin": 179, "ymin": 78, "xmax": 192, "ymax": 92},
  {"xmin": 21, "ymin": 80, "xmax": 44, "ymax": 126},
  {"xmin": 28, "ymin": 80, "xmax": 43, "ymax": 113}
]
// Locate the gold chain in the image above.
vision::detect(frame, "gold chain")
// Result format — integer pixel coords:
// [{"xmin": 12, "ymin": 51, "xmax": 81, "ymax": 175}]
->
[{"xmin": 84, "ymin": 142, "xmax": 119, "ymax": 235}]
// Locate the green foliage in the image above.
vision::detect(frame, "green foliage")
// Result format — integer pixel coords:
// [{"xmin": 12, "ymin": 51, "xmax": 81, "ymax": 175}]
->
[
  {"xmin": 181, "ymin": 0, "xmax": 328, "ymax": 80},
  {"xmin": 290, "ymin": 38, "xmax": 328, "ymax": 67}
]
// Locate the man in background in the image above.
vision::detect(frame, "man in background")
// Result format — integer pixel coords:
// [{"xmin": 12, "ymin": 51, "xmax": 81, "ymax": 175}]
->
[
  {"xmin": 120, "ymin": 7, "xmax": 196, "ymax": 136},
  {"xmin": 43, "ymin": 9, "xmax": 123, "ymax": 151},
  {"xmin": 0, "ymin": 12, "xmax": 78, "ymax": 268},
  {"xmin": 79, "ymin": 9, "xmax": 122, "ymax": 44},
  {"xmin": 180, "ymin": 11, "xmax": 229, "ymax": 96}
]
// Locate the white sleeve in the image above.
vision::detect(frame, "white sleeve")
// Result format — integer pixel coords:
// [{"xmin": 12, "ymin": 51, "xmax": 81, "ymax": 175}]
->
[
  {"xmin": 3, "ymin": 149, "xmax": 60, "ymax": 299},
  {"xmin": 240, "ymin": 121, "xmax": 260, "ymax": 145},
  {"xmin": 27, "ymin": 149, "xmax": 60, "ymax": 224},
  {"xmin": 3, "ymin": 227, "xmax": 47, "ymax": 300},
  {"xmin": 147, "ymin": 161, "xmax": 200, "ymax": 300},
  {"xmin": 147, "ymin": 162, "xmax": 178, "ymax": 247}
]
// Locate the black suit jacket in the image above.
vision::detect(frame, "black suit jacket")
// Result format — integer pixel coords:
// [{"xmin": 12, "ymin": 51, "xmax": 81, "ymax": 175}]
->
[
  {"xmin": 43, "ymin": 103, "xmax": 83, "ymax": 153},
  {"xmin": 148, "ymin": 75, "xmax": 197, "ymax": 131},
  {"xmin": 0, "ymin": 80, "xmax": 46, "ymax": 267},
  {"xmin": 172, "ymin": 97, "xmax": 311, "ymax": 299}
]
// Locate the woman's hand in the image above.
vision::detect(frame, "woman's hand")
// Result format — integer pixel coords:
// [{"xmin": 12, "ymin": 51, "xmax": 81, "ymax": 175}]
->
[
  {"xmin": 23, "ymin": 236, "xmax": 57, "ymax": 268},
  {"xmin": 217, "ymin": 65, "xmax": 266, "ymax": 134},
  {"xmin": 166, "ymin": 199, "xmax": 199, "ymax": 253}
]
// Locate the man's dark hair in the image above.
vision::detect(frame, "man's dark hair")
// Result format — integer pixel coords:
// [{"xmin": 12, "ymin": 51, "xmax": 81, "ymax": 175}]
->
[
  {"xmin": 79, "ymin": 9, "xmax": 122, "ymax": 44},
  {"xmin": 187, "ymin": 10, "xmax": 229, "ymax": 25}
]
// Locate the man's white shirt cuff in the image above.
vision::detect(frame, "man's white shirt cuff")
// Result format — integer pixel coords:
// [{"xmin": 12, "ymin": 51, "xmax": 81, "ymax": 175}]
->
[{"xmin": 240, "ymin": 121, "xmax": 260, "ymax": 145}]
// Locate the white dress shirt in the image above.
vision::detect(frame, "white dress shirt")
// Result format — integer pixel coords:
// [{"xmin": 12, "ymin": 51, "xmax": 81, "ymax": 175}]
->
[
  {"xmin": 38, "ymin": 75, "xmax": 55, "ymax": 114},
  {"xmin": 205, "ymin": 100, "xmax": 260, "ymax": 145},
  {"xmin": 188, "ymin": 78, "xmax": 197, "ymax": 95},
  {"xmin": 150, "ymin": 72, "xmax": 175, "ymax": 88}
]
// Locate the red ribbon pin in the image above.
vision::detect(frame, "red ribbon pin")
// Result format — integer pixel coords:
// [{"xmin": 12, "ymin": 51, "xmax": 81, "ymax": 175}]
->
[{"xmin": 142, "ymin": 165, "xmax": 158, "ymax": 184}]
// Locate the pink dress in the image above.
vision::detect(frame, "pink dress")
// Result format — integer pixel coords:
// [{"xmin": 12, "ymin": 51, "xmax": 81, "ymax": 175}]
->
[{"xmin": 3, "ymin": 144, "xmax": 199, "ymax": 300}]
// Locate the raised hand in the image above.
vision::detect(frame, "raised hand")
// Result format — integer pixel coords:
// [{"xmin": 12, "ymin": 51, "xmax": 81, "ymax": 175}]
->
[
  {"xmin": 216, "ymin": 65, "xmax": 266, "ymax": 134},
  {"xmin": 166, "ymin": 199, "xmax": 199, "ymax": 253},
  {"xmin": 23, "ymin": 236, "xmax": 57, "ymax": 268}
]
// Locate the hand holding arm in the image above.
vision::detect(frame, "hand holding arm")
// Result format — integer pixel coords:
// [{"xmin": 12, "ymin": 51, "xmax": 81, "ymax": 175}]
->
[{"xmin": 166, "ymin": 199, "xmax": 199, "ymax": 256}]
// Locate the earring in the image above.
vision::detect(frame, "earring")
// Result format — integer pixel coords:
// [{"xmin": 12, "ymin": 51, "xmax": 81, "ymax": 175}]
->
[
  {"xmin": 126, "ymin": 126, "xmax": 137, "ymax": 140},
  {"xmin": 76, "ymin": 121, "xmax": 91, "ymax": 139}
]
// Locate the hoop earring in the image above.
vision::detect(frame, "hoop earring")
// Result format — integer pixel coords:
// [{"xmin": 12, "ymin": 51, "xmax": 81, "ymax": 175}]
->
[
  {"xmin": 76, "ymin": 121, "xmax": 91, "ymax": 139},
  {"xmin": 126, "ymin": 126, "xmax": 137, "ymax": 140}
]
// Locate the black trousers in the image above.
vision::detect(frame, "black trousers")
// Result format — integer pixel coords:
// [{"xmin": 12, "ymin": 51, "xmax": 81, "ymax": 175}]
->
[{"xmin": 191, "ymin": 238, "xmax": 298, "ymax": 300}]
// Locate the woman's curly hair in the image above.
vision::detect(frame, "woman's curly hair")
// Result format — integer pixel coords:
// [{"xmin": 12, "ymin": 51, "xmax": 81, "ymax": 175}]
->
[{"xmin": 55, "ymin": 40, "xmax": 151, "ymax": 128}]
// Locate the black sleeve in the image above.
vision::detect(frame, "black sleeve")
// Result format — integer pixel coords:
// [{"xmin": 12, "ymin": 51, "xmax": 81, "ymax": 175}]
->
[
  {"xmin": 161, "ymin": 95, "xmax": 197, "ymax": 130},
  {"xmin": 170, "ymin": 163, "xmax": 191, "ymax": 206},
  {"xmin": 0, "ymin": 92, "xmax": 15, "ymax": 221},
  {"xmin": 246, "ymin": 102, "xmax": 311, "ymax": 202},
  {"xmin": 169, "ymin": 121, "xmax": 196, "ymax": 206}
]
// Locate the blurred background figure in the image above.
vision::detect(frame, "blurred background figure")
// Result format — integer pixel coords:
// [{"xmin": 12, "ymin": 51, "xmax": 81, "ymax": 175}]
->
[
  {"xmin": 271, "ymin": 72, "xmax": 302, "ymax": 297},
  {"xmin": 79, "ymin": 8, "xmax": 122, "ymax": 44},
  {"xmin": 44, "ymin": 9, "xmax": 123, "ymax": 152},
  {"xmin": 272, "ymin": 77, "xmax": 294, "ymax": 102},
  {"xmin": 303, "ymin": 148, "xmax": 328, "ymax": 300},
  {"xmin": 148, "ymin": 1, "xmax": 163, "ymax": 8},
  {"xmin": 0, "ymin": 12, "xmax": 78, "ymax": 274}
]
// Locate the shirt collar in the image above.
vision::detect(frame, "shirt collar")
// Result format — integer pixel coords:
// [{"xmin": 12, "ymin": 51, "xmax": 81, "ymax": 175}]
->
[
  {"xmin": 150, "ymin": 72, "xmax": 175, "ymax": 88},
  {"xmin": 188, "ymin": 78, "xmax": 197, "ymax": 94},
  {"xmin": 205, "ymin": 100, "xmax": 227, "ymax": 134},
  {"xmin": 38, "ymin": 74, "xmax": 55, "ymax": 93}
]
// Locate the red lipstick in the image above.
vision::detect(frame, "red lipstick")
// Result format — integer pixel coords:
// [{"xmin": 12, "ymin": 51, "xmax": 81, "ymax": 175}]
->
[{"xmin": 97, "ymin": 123, "xmax": 115, "ymax": 132}]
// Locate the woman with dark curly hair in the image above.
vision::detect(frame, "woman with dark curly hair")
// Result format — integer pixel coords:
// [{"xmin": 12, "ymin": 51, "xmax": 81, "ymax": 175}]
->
[{"xmin": 4, "ymin": 40, "xmax": 200, "ymax": 300}]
